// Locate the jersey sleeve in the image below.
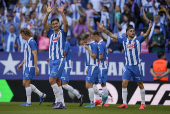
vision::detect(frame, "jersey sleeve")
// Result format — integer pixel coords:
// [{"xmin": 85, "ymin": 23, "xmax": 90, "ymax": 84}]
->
[
  {"xmin": 91, "ymin": 43, "xmax": 97, "ymax": 54},
  {"xmin": 117, "ymin": 36, "xmax": 124, "ymax": 44},
  {"xmin": 98, "ymin": 43, "xmax": 104, "ymax": 55},
  {"xmin": 29, "ymin": 40, "xmax": 37, "ymax": 51},
  {"xmin": 47, "ymin": 28, "xmax": 54, "ymax": 38},
  {"xmin": 136, "ymin": 35, "xmax": 145, "ymax": 43}
]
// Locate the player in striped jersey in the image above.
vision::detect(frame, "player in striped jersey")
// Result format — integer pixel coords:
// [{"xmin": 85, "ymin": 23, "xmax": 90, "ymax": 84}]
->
[
  {"xmin": 83, "ymin": 34, "xmax": 108, "ymax": 108},
  {"xmin": 97, "ymin": 21, "xmax": 153, "ymax": 109},
  {"xmin": 43, "ymin": 3, "xmax": 68, "ymax": 109},
  {"xmin": 17, "ymin": 28, "xmax": 46, "ymax": 106}
]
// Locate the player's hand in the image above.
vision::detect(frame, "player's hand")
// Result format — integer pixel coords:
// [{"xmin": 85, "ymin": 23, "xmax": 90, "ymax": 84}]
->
[
  {"xmin": 35, "ymin": 67, "xmax": 39, "ymax": 76},
  {"xmin": 96, "ymin": 22, "xmax": 103, "ymax": 29},
  {"xmin": 57, "ymin": 3, "xmax": 64, "ymax": 13},
  {"xmin": 149, "ymin": 21, "xmax": 152, "ymax": 28},
  {"xmin": 46, "ymin": 58, "xmax": 50, "ymax": 63},
  {"xmin": 17, "ymin": 64, "xmax": 23, "ymax": 71},
  {"xmin": 84, "ymin": 45, "xmax": 89, "ymax": 50},
  {"xmin": 46, "ymin": 2, "xmax": 53, "ymax": 13}
]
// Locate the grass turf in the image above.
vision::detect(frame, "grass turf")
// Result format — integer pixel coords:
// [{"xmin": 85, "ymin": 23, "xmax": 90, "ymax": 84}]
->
[{"xmin": 0, "ymin": 102, "xmax": 170, "ymax": 114}]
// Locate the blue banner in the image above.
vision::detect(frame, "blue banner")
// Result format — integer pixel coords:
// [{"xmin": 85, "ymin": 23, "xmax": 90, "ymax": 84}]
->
[{"xmin": 0, "ymin": 52, "xmax": 170, "ymax": 81}]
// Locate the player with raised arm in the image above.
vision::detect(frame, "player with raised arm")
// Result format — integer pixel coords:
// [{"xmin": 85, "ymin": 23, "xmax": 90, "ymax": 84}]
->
[
  {"xmin": 17, "ymin": 28, "xmax": 46, "ymax": 106},
  {"xmin": 97, "ymin": 21, "xmax": 153, "ymax": 109},
  {"xmin": 83, "ymin": 34, "xmax": 108, "ymax": 107},
  {"xmin": 43, "ymin": 3, "xmax": 68, "ymax": 109}
]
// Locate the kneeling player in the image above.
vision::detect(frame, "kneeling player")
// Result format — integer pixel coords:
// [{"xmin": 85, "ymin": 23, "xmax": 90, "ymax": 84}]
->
[{"xmin": 17, "ymin": 28, "xmax": 46, "ymax": 106}]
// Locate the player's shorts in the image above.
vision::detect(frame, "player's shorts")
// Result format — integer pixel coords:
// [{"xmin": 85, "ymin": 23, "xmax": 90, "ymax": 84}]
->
[
  {"xmin": 123, "ymin": 64, "xmax": 143, "ymax": 82},
  {"xmin": 98, "ymin": 68, "xmax": 108, "ymax": 84},
  {"xmin": 61, "ymin": 68, "xmax": 71, "ymax": 82},
  {"xmin": 49, "ymin": 58, "xmax": 65, "ymax": 79},
  {"xmin": 23, "ymin": 67, "xmax": 35, "ymax": 80},
  {"xmin": 86, "ymin": 65, "xmax": 100, "ymax": 83}
]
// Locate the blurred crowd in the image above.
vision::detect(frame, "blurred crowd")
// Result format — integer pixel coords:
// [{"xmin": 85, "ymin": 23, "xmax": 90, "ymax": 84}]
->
[{"xmin": 0, "ymin": 0, "xmax": 170, "ymax": 53}]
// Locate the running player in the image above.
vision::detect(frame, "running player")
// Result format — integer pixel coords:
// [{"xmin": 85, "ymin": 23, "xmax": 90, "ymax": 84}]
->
[
  {"xmin": 83, "ymin": 34, "xmax": 108, "ymax": 107},
  {"xmin": 96, "ymin": 21, "xmax": 153, "ymax": 109},
  {"xmin": 17, "ymin": 28, "xmax": 46, "ymax": 106},
  {"xmin": 91, "ymin": 31, "xmax": 109, "ymax": 107},
  {"xmin": 43, "ymin": 3, "xmax": 68, "ymax": 109}
]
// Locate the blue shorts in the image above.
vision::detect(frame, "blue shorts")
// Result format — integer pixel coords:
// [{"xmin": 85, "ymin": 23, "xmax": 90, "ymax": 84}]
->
[
  {"xmin": 123, "ymin": 64, "xmax": 143, "ymax": 82},
  {"xmin": 98, "ymin": 68, "xmax": 108, "ymax": 84},
  {"xmin": 23, "ymin": 67, "xmax": 35, "ymax": 80},
  {"xmin": 86, "ymin": 66, "xmax": 100, "ymax": 83},
  {"xmin": 61, "ymin": 68, "xmax": 71, "ymax": 82},
  {"xmin": 50, "ymin": 58, "xmax": 65, "ymax": 79}
]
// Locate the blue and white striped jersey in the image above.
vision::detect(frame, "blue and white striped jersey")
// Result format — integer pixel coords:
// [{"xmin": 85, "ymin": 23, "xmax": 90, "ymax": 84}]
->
[
  {"xmin": 3, "ymin": 31, "xmax": 17, "ymax": 52},
  {"xmin": 24, "ymin": 38, "xmax": 37, "ymax": 68},
  {"xmin": 47, "ymin": 28, "xmax": 67, "ymax": 60},
  {"xmin": 98, "ymin": 39, "xmax": 108, "ymax": 69},
  {"xmin": 18, "ymin": 35, "xmax": 27, "ymax": 52},
  {"xmin": 70, "ymin": 4, "xmax": 80, "ymax": 20},
  {"xmin": 100, "ymin": 11, "xmax": 109, "ymax": 27},
  {"xmin": 85, "ymin": 41, "xmax": 98, "ymax": 66},
  {"xmin": 64, "ymin": 40, "xmax": 72, "ymax": 68},
  {"xmin": 117, "ymin": 36, "xmax": 145, "ymax": 66}
]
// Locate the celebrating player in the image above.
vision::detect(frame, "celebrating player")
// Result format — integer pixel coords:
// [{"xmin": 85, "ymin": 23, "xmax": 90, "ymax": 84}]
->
[
  {"xmin": 91, "ymin": 31, "xmax": 109, "ymax": 107},
  {"xmin": 43, "ymin": 2, "xmax": 68, "ymax": 109},
  {"xmin": 97, "ymin": 21, "xmax": 153, "ymax": 109},
  {"xmin": 17, "ymin": 28, "xmax": 46, "ymax": 106},
  {"xmin": 83, "ymin": 34, "xmax": 108, "ymax": 107}
]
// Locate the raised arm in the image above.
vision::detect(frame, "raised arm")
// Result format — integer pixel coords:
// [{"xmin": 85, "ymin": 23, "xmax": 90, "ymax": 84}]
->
[
  {"xmin": 143, "ymin": 21, "xmax": 152, "ymax": 38},
  {"xmin": 43, "ymin": 3, "xmax": 53, "ymax": 32},
  {"xmin": 1, "ymin": 23, "xmax": 6, "ymax": 33},
  {"xmin": 143, "ymin": 9, "xmax": 149, "ymax": 24},
  {"xmin": 57, "ymin": 3, "xmax": 68, "ymax": 32},
  {"xmin": 96, "ymin": 22, "xmax": 117, "ymax": 39},
  {"xmin": 87, "ymin": 17, "xmax": 94, "ymax": 34}
]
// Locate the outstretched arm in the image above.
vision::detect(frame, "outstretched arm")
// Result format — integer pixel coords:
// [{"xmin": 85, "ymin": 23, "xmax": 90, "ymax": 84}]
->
[
  {"xmin": 43, "ymin": 3, "xmax": 53, "ymax": 32},
  {"xmin": 96, "ymin": 22, "xmax": 117, "ymax": 39},
  {"xmin": 143, "ymin": 9, "xmax": 149, "ymax": 24},
  {"xmin": 58, "ymin": 3, "xmax": 68, "ymax": 32},
  {"xmin": 143, "ymin": 21, "xmax": 152, "ymax": 38}
]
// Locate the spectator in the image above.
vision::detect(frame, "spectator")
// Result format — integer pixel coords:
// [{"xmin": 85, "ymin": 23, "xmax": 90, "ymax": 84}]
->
[
  {"xmin": 143, "ymin": 9, "xmax": 166, "ymax": 39},
  {"xmin": 19, "ymin": 0, "xmax": 31, "ymax": 7},
  {"xmin": 115, "ymin": 14, "xmax": 135, "ymax": 37},
  {"xmin": 4, "ymin": 13, "xmax": 20, "ymax": 36},
  {"xmin": 149, "ymin": 26, "xmax": 166, "ymax": 53},
  {"xmin": 108, "ymin": 38, "xmax": 124, "ymax": 53},
  {"xmin": 68, "ymin": 0, "xmax": 81, "ymax": 29},
  {"xmin": 77, "ymin": 39, "xmax": 86, "ymax": 53},
  {"xmin": 73, "ymin": 16, "xmax": 88, "ymax": 38},
  {"xmin": 0, "ymin": 0, "xmax": 6, "ymax": 9},
  {"xmin": 8, "ymin": 0, "xmax": 18, "ymax": 10},
  {"xmin": 113, "ymin": 6, "xmax": 121, "ymax": 34},
  {"xmin": 140, "ymin": 31, "xmax": 149, "ymax": 53},
  {"xmin": 29, "ymin": 11, "xmax": 38, "ymax": 36},
  {"xmin": 0, "ymin": 28, "xmax": 3, "ymax": 51},
  {"xmin": 17, "ymin": 34, "xmax": 27, "ymax": 52},
  {"xmin": 150, "ymin": 51, "xmax": 170, "ymax": 81},
  {"xmin": 1, "ymin": 24, "xmax": 17, "ymax": 52},
  {"xmin": 100, "ymin": 0, "xmax": 113, "ymax": 11},
  {"xmin": 36, "ymin": 0, "xmax": 47, "ymax": 14},
  {"xmin": 0, "ymin": 7, "xmax": 7, "ymax": 23},
  {"xmin": 116, "ymin": 0, "xmax": 127, "ymax": 13},
  {"xmin": 12, "ymin": 10, "xmax": 20, "ymax": 27},
  {"xmin": 59, "ymin": 9, "xmax": 72, "ymax": 40},
  {"xmin": 100, "ymin": 6, "xmax": 110, "ymax": 28},
  {"xmin": 37, "ymin": 29, "xmax": 49, "ymax": 52}
]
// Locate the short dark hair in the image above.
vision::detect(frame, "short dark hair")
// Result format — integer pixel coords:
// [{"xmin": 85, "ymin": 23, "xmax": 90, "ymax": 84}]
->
[
  {"xmin": 51, "ymin": 18, "xmax": 59, "ymax": 24},
  {"xmin": 88, "ymin": 3, "xmax": 93, "ymax": 8},
  {"xmin": 158, "ymin": 51, "xmax": 165, "ymax": 59},
  {"xmin": 154, "ymin": 26, "xmax": 160, "ymax": 30},
  {"xmin": 82, "ymin": 34, "xmax": 90, "ymax": 40},
  {"xmin": 92, "ymin": 31, "xmax": 100, "ymax": 36},
  {"xmin": 126, "ymin": 25, "xmax": 134, "ymax": 32},
  {"xmin": 103, "ymin": 6, "xmax": 109, "ymax": 12}
]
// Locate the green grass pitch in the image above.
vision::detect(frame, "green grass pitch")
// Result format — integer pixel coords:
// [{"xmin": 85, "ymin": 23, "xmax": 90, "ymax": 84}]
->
[{"xmin": 0, "ymin": 102, "xmax": 170, "ymax": 114}]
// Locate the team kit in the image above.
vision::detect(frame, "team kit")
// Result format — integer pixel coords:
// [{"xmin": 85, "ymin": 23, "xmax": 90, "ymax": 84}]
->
[{"xmin": 17, "ymin": 3, "xmax": 153, "ymax": 109}]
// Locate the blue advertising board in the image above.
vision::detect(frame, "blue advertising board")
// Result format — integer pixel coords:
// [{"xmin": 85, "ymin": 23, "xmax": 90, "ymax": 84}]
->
[{"xmin": 0, "ymin": 52, "xmax": 170, "ymax": 81}]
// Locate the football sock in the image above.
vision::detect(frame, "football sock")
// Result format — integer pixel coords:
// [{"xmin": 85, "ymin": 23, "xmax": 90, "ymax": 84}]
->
[
  {"xmin": 88, "ymin": 88, "xmax": 94, "ymax": 104},
  {"xmin": 140, "ymin": 89, "xmax": 145, "ymax": 104},
  {"xmin": 25, "ymin": 86, "xmax": 32, "ymax": 104},
  {"xmin": 122, "ymin": 88, "xmax": 128, "ymax": 105},
  {"xmin": 93, "ymin": 84, "xmax": 102, "ymax": 97},
  {"xmin": 59, "ymin": 86, "xmax": 65, "ymax": 106},
  {"xmin": 51, "ymin": 83, "xmax": 62, "ymax": 102},
  {"xmin": 30, "ymin": 84, "xmax": 43, "ymax": 97},
  {"xmin": 95, "ymin": 94, "xmax": 101, "ymax": 100},
  {"xmin": 102, "ymin": 86, "xmax": 108, "ymax": 104},
  {"xmin": 62, "ymin": 84, "xmax": 81, "ymax": 99}
]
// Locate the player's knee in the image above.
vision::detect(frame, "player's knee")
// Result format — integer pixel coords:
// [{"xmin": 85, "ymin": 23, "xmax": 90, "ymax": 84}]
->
[
  {"xmin": 49, "ymin": 79, "xmax": 55, "ymax": 85},
  {"xmin": 22, "ymin": 82, "xmax": 26, "ymax": 87},
  {"xmin": 137, "ymin": 82, "xmax": 144, "ymax": 89},
  {"xmin": 62, "ymin": 84, "xmax": 68, "ymax": 90},
  {"xmin": 122, "ymin": 82, "xmax": 127, "ymax": 88}
]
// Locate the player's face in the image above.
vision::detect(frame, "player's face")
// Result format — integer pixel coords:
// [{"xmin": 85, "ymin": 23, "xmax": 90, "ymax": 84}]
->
[
  {"xmin": 127, "ymin": 28, "xmax": 135, "ymax": 38},
  {"xmin": 52, "ymin": 20, "xmax": 60, "ymax": 31},
  {"xmin": 21, "ymin": 33, "xmax": 26, "ymax": 40}
]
